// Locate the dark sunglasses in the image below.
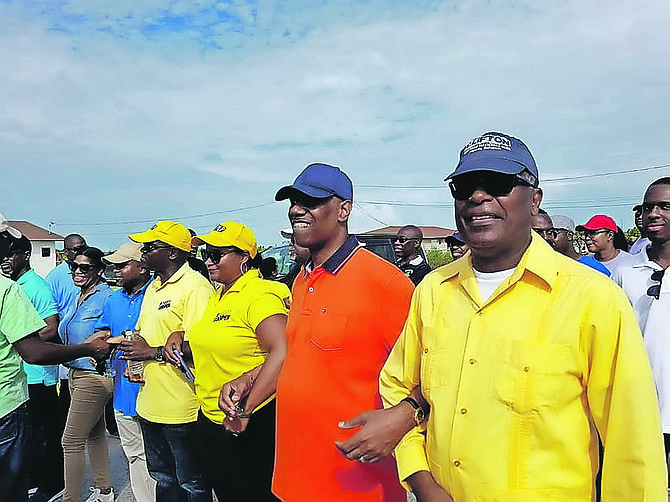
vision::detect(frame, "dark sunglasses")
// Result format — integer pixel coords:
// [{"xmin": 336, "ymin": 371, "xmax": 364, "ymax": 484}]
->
[
  {"xmin": 290, "ymin": 195, "xmax": 335, "ymax": 210},
  {"xmin": 63, "ymin": 245, "xmax": 87, "ymax": 254},
  {"xmin": 113, "ymin": 261, "xmax": 130, "ymax": 270},
  {"xmin": 68, "ymin": 262, "xmax": 97, "ymax": 273},
  {"xmin": 647, "ymin": 269, "xmax": 665, "ymax": 300},
  {"xmin": 140, "ymin": 243, "xmax": 171, "ymax": 254},
  {"xmin": 201, "ymin": 247, "xmax": 237, "ymax": 263},
  {"xmin": 448, "ymin": 172, "xmax": 534, "ymax": 201},
  {"xmin": 547, "ymin": 228, "xmax": 568, "ymax": 239},
  {"xmin": 394, "ymin": 236, "xmax": 417, "ymax": 243}
]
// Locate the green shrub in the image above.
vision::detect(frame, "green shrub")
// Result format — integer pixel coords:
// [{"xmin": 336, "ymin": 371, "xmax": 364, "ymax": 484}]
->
[{"xmin": 426, "ymin": 249, "xmax": 453, "ymax": 269}]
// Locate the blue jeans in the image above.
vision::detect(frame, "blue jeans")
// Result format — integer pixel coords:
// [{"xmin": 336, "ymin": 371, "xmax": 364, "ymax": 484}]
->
[
  {"xmin": 0, "ymin": 402, "xmax": 30, "ymax": 502},
  {"xmin": 139, "ymin": 418, "xmax": 211, "ymax": 502}
]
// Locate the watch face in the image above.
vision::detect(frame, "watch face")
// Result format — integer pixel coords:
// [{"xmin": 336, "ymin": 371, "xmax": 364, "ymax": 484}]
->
[{"xmin": 416, "ymin": 408, "xmax": 425, "ymax": 423}]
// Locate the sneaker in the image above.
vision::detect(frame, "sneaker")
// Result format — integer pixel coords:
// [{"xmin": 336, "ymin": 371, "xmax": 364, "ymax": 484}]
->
[{"xmin": 83, "ymin": 487, "xmax": 114, "ymax": 502}]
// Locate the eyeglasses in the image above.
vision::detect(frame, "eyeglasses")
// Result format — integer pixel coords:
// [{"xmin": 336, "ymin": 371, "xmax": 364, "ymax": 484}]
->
[
  {"xmin": 140, "ymin": 243, "xmax": 171, "ymax": 254},
  {"xmin": 640, "ymin": 202, "xmax": 670, "ymax": 213},
  {"xmin": 583, "ymin": 229, "xmax": 611, "ymax": 240},
  {"xmin": 547, "ymin": 228, "xmax": 568, "ymax": 239},
  {"xmin": 533, "ymin": 228, "xmax": 552, "ymax": 238},
  {"xmin": 448, "ymin": 172, "xmax": 533, "ymax": 201},
  {"xmin": 113, "ymin": 261, "xmax": 130, "ymax": 270},
  {"xmin": 647, "ymin": 269, "xmax": 665, "ymax": 300},
  {"xmin": 394, "ymin": 236, "xmax": 417, "ymax": 243},
  {"xmin": 290, "ymin": 195, "xmax": 335, "ymax": 210},
  {"xmin": 63, "ymin": 245, "xmax": 87, "ymax": 254},
  {"xmin": 68, "ymin": 262, "xmax": 97, "ymax": 273},
  {"xmin": 201, "ymin": 247, "xmax": 237, "ymax": 263}
]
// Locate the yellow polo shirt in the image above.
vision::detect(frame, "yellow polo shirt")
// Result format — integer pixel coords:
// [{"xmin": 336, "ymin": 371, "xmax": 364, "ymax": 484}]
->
[
  {"xmin": 136, "ymin": 262, "xmax": 214, "ymax": 424},
  {"xmin": 380, "ymin": 235, "xmax": 667, "ymax": 501},
  {"xmin": 189, "ymin": 270, "xmax": 290, "ymax": 424}
]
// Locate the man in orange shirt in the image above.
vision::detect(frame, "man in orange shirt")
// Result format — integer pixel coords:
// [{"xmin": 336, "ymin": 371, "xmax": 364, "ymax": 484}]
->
[{"xmin": 272, "ymin": 163, "xmax": 415, "ymax": 501}]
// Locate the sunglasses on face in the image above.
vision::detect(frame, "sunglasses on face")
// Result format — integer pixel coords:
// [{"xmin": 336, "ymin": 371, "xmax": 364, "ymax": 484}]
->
[
  {"xmin": 395, "ymin": 236, "xmax": 417, "ymax": 243},
  {"xmin": 583, "ymin": 229, "xmax": 611, "ymax": 240},
  {"xmin": 640, "ymin": 202, "xmax": 670, "ymax": 213},
  {"xmin": 201, "ymin": 247, "xmax": 237, "ymax": 263},
  {"xmin": 140, "ymin": 243, "xmax": 171, "ymax": 254},
  {"xmin": 647, "ymin": 269, "xmax": 666, "ymax": 300},
  {"xmin": 290, "ymin": 195, "xmax": 335, "ymax": 210},
  {"xmin": 448, "ymin": 172, "xmax": 533, "ymax": 201},
  {"xmin": 533, "ymin": 228, "xmax": 553, "ymax": 238},
  {"xmin": 113, "ymin": 261, "xmax": 130, "ymax": 270},
  {"xmin": 547, "ymin": 228, "xmax": 568, "ymax": 239},
  {"xmin": 68, "ymin": 262, "xmax": 97, "ymax": 273},
  {"xmin": 62, "ymin": 245, "xmax": 86, "ymax": 254}
]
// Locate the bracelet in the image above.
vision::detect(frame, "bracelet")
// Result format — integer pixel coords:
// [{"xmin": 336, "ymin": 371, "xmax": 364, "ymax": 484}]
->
[
  {"xmin": 155, "ymin": 346, "xmax": 164, "ymax": 362},
  {"xmin": 234, "ymin": 403, "xmax": 252, "ymax": 419}
]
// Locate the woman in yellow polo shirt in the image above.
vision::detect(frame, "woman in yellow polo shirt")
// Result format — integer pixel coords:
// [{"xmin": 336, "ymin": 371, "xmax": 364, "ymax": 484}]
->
[{"xmin": 164, "ymin": 221, "xmax": 290, "ymax": 502}]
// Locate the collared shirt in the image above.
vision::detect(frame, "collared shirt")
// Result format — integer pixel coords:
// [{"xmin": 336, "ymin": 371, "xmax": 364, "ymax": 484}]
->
[
  {"xmin": 398, "ymin": 255, "xmax": 432, "ymax": 286},
  {"xmin": 45, "ymin": 261, "xmax": 80, "ymax": 321},
  {"xmin": 59, "ymin": 282, "xmax": 113, "ymax": 370},
  {"xmin": 612, "ymin": 248, "xmax": 670, "ymax": 432},
  {"xmin": 95, "ymin": 279, "xmax": 152, "ymax": 416},
  {"xmin": 189, "ymin": 270, "xmax": 290, "ymax": 423},
  {"xmin": 17, "ymin": 269, "xmax": 59, "ymax": 385},
  {"xmin": 274, "ymin": 236, "xmax": 414, "ymax": 502},
  {"xmin": 381, "ymin": 235, "xmax": 666, "ymax": 501},
  {"xmin": 0, "ymin": 275, "xmax": 46, "ymax": 418},
  {"xmin": 135, "ymin": 262, "xmax": 214, "ymax": 424}
]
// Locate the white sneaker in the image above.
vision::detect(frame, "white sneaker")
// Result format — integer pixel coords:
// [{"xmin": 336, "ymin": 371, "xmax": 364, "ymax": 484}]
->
[{"xmin": 83, "ymin": 487, "xmax": 114, "ymax": 502}]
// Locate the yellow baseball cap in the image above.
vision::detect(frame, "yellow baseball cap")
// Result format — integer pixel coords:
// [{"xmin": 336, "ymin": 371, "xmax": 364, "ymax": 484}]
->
[
  {"xmin": 192, "ymin": 221, "xmax": 257, "ymax": 258},
  {"xmin": 129, "ymin": 221, "xmax": 191, "ymax": 252}
]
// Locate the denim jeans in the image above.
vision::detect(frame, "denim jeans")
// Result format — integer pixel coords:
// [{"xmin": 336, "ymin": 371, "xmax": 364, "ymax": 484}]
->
[
  {"xmin": 0, "ymin": 402, "xmax": 30, "ymax": 502},
  {"xmin": 139, "ymin": 418, "xmax": 211, "ymax": 502}
]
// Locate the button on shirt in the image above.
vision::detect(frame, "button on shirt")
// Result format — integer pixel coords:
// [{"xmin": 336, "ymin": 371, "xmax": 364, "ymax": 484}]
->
[
  {"xmin": 381, "ymin": 235, "xmax": 667, "ymax": 501},
  {"xmin": 95, "ymin": 279, "xmax": 152, "ymax": 416},
  {"xmin": 59, "ymin": 282, "xmax": 113, "ymax": 370},
  {"xmin": 612, "ymin": 247, "xmax": 670, "ymax": 432},
  {"xmin": 17, "ymin": 269, "xmax": 59, "ymax": 385}
]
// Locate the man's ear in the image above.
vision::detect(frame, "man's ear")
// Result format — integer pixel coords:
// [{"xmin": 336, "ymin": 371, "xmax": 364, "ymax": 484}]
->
[
  {"xmin": 338, "ymin": 200, "xmax": 352, "ymax": 223},
  {"xmin": 530, "ymin": 188, "xmax": 543, "ymax": 216}
]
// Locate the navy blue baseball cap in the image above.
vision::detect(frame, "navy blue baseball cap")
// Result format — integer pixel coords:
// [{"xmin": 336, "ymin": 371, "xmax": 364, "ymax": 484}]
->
[
  {"xmin": 446, "ymin": 232, "xmax": 465, "ymax": 245},
  {"xmin": 275, "ymin": 163, "xmax": 353, "ymax": 201},
  {"xmin": 445, "ymin": 132, "xmax": 539, "ymax": 187}
]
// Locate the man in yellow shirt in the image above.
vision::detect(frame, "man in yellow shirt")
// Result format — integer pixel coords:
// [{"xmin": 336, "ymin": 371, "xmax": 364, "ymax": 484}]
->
[
  {"xmin": 123, "ymin": 221, "xmax": 214, "ymax": 502},
  {"xmin": 379, "ymin": 132, "xmax": 667, "ymax": 501}
]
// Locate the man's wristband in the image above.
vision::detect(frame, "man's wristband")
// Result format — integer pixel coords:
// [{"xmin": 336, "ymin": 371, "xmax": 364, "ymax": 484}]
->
[
  {"xmin": 155, "ymin": 346, "xmax": 164, "ymax": 362},
  {"xmin": 401, "ymin": 397, "xmax": 426, "ymax": 426}
]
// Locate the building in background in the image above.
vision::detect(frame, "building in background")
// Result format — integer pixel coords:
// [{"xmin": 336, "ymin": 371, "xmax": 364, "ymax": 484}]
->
[
  {"xmin": 361, "ymin": 225, "xmax": 455, "ymax": 253},
  {"xmin": 9, "ymin": 221, "xmax": 63, "ymax": 278}
]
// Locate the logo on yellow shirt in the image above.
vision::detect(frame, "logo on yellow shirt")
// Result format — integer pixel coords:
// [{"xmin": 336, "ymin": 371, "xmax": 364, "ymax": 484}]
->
[
  {"xmin": 158, "ymin": 300, "xmax": 171, "ymax": 310},
  {"xmin": 213, "ymin": 311, "xmax": 231, "ymax": 322}
]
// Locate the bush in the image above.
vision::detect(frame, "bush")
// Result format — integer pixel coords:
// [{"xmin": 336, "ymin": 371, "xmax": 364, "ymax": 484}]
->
[{"xmin": 426, "ymin": 249, "xmax": 453, "ymax": 269}]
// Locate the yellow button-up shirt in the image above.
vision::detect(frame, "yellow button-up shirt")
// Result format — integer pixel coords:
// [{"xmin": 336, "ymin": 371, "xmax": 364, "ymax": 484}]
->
[{"xmin": 380, "ymin": 235, "xmax": 667, "ymax": 501}]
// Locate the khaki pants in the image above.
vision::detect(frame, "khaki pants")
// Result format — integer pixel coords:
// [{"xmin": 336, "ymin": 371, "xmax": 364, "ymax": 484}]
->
[{"xmin": 115, "ymin": 410, "xmax": 156, "ymax": 502}]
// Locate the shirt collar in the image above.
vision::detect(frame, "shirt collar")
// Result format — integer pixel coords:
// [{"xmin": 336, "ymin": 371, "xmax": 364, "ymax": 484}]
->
[
  {"xmin": 220, "ymin": 269, "xmax": 261, "ymax": 297},
  {"xmin": 305, "ymin": 235, "xmax": 361, "ymax": 275},
  {"xmin": 439, "ymin": 233, "xmax": 557, "ymax": 291},
  {"xmin": 16, "ymin": 269, "xmax": 35, "ymax": 287},
  {"xmin": 408, "ymin": 255, "xmax": 424, "ymax": 266},
  {"xmin": 155, "ymin": 262, "xmax": 191, "ymax": 290},
  {"xmin": 632, "ymin": 247, "xmax": 665, "ymax": 270},
  {"xmin": 122, "ymin": 277, "xmax": 153, "ymax": 298}
]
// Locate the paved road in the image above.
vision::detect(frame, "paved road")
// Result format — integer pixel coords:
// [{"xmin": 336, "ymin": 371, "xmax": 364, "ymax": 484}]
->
[{"xmin": 76, "ymin": 432, "xmax": 134, "ymax": 502}]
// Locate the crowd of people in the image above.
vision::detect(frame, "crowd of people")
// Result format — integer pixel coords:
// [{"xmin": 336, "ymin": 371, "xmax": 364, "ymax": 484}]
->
[{"xmin": 1, "ymin": 130, "xmax": 669, "ymax": 502}]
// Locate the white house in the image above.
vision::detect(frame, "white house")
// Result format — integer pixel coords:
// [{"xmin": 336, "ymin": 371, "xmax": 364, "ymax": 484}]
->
[{"xmin": 9, "ymin": 221, "xmax": 64, "ymax": 278}]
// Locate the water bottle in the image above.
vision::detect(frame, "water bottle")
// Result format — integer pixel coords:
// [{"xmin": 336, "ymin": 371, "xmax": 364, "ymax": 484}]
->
[{"xmin": 124, "ymin": 330, "xmax": 144, "ymax": 377}]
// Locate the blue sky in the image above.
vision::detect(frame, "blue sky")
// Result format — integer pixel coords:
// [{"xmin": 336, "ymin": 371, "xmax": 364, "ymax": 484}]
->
[{"xmin": 3, "ymin": 0, "xmax": 670, "ymax": 250}]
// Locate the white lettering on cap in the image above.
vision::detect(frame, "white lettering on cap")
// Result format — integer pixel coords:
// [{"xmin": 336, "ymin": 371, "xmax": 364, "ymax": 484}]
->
[
  {"xmin": 214, "ymin": 224, "xmax": 227, "ymax": 233},
  {"xmin": 461, "ymin": 134, "xmax": 512, "ymax": 156}
]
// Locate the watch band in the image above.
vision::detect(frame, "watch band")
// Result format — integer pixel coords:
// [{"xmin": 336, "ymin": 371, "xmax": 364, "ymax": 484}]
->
[
  {"xmin": 401, "ymin": 397, "xmax": 425, "ymax": 426},
  {"xmin": 155, "ymin": 346, "xmax": 164, "ymax": 362}
]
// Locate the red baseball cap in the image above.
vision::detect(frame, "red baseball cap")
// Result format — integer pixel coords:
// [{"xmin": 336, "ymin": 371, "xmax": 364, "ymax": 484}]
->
[{"xmin": 576, "ymin": 215, "xmax": 617, "ymax": 232}]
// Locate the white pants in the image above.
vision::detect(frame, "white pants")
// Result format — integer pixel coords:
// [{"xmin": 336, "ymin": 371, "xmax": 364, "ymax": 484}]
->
[{"xmin": 114, "ymin": 410, "xmax": 156, "ymax": 502}]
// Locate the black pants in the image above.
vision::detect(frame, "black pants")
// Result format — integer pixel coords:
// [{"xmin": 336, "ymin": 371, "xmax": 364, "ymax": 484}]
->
[
  {"xmin": 196, "ymin": 401, "xmax": 279, "ymax": 502},
  {"xmin": 27, "ymin": 384, "xmax": 64, "ymax": 494},
  {"xmin": 664, "ymin": 433, "xmax": 670, "ymax": 487}
]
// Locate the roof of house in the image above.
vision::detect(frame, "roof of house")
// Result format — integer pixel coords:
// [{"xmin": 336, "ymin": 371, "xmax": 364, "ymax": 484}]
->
[
  {"xmin": 9, "ymin": 221, "xmax": 64, "ymax": 242},
  {"xmin": 361, "ymin": 225, "xmax": 456, "ymax": 238}
]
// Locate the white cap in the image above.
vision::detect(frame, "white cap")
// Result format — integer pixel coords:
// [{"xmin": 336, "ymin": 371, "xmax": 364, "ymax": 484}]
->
[
  {"xmin": 0, "ymin": 214, "xmax": 21, "ymax": 239},
  {"xmin": 550, "ymin": 215, "xmax": 576, "ymax": 232}
]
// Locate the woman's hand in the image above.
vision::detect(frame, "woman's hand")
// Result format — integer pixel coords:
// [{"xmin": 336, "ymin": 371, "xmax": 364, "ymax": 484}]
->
[
  {"xmin": 219, "ymin": 372, "xmax": 255, "ymax": 417},
  {"xmin": 163, "ymin": 331, "xmax": 185, "ymax": 367},
  {"xmin": 223, "ymin": 415, "xmax": 251, "ymax": 435}
]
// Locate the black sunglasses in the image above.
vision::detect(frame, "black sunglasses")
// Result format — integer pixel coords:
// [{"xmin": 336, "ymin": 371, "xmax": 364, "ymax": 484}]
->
[
  {"xmin": 140, "ymin": 243, "xmax": 171, "ymax": 254},
  {"xmin": 62, "ymin": 245, "xmax": 87, "ymax": 254},
  {"xmin": 394, "ymin": 236, "xmax": 417, "ymax": 243},
  {"xmin": 201, "ymin": 247, "xmax": 238, "ymax": 263},
  {"xmin": 449, "ymin": 172, "xmax": 534, "ymax": 201},
  {"xmin": 289, "ymin": 195, "xmax": 336, "ymax": 210},
  {"xmin": 640, "ymin": 202, "xmax": 670, "ymax": 213},
  {"xmin": 68, "ymin": 262, "xmax": 97, "ymax": 273},
  {"xmin": 647, "ymin": 269, "xmax": 665, "ymax": 300}
]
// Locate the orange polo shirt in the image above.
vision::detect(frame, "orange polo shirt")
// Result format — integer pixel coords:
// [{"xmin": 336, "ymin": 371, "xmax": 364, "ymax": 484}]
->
[{"xmin": 273, "ymin": 237, "xmax": 414, "ymax": 502}]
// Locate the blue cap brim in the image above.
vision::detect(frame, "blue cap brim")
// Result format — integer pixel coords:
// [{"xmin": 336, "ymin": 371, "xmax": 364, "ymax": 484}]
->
[
  {"xmin": 444, "ymin": 157, "xmax": 529, "ymax": 181},
  {"xmin": 275, "ymin": 185, "xmax": 335, "ymax": 201}
]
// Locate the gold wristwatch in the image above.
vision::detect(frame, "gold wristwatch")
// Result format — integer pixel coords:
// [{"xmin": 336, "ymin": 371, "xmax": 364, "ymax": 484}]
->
[{"xmin": 401, "ymin": 397, "xmax": 425, "ymax": 426}]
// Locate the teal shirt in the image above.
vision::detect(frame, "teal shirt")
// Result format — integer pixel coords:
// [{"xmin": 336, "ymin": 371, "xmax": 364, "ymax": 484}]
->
[
  {"xmin": 0, "ymin": 275, "xmax": 46, "ymax": 419},
  {"xmin": 18, "ymin": 269, "xmax": 59, "ymax": 385}
]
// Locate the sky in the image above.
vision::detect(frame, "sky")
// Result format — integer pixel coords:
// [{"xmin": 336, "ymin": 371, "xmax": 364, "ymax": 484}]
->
[{"xmin": 2, "ymin": 0, "xmax": 670, "ymax": 251}]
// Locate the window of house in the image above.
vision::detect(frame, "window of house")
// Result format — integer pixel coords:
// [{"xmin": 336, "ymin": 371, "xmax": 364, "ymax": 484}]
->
[{"xmin": 41, "ymin": 247, "xmax": 51, "ymax": 258}]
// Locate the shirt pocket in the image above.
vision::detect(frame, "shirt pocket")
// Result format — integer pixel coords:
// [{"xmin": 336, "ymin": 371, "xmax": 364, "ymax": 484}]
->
[
  {"xmin": 489, "ymin": 338, "xmax": 582, "ymax": 416},
  {"xmin": 420, "ymin": 326, "xmax": 455, "ymax": 395},
  {"xmin": 309, "ymin": 310, "xmax": 350, "ymax": 351}
]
